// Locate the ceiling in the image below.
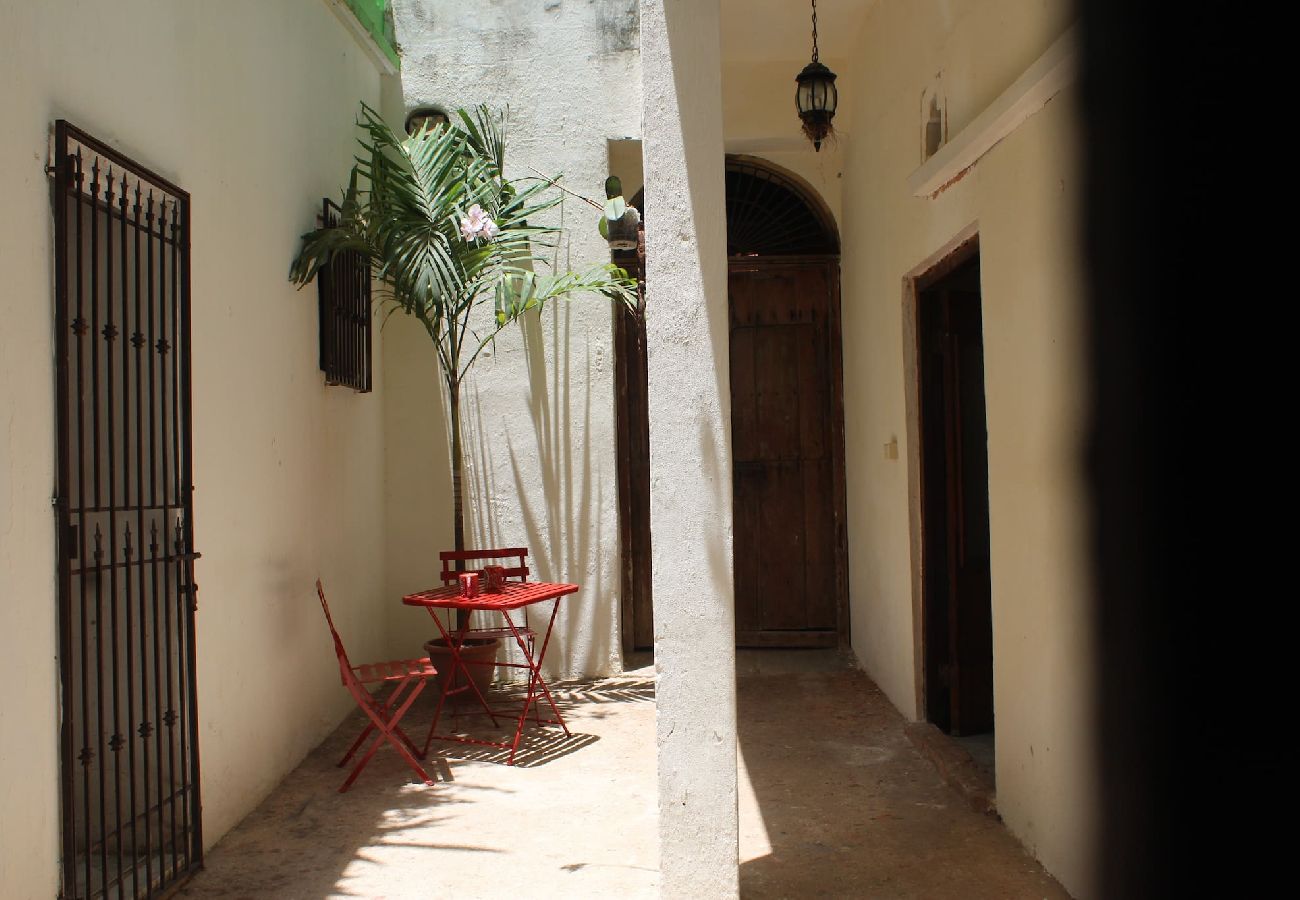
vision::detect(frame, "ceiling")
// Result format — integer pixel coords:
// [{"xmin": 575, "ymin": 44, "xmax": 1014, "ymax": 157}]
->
[{"xmin": 719, "ymin": 0, "xmax": 874, "ymax": 63}]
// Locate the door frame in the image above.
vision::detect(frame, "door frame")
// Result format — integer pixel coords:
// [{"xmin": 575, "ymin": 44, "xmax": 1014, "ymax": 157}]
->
[
  {"xmin": 903, "ymin": 223, "xmax": 981, "ymax": 719},
  {"xmin": 728, "ymin": 253, "xmax": 851, "ymax": 649},
  {"xmin": 613, "ymin": 230, "xmax": 653, "ymax": 655}
]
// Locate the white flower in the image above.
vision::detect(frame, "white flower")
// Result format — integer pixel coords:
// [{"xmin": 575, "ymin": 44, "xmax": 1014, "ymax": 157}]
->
[
  {"xmin": 459, "ymin": 204, "xmax": 498, "ymax": 242},
  {"xmin": 459, "ymin": 205, "xmax": 484, "ymax": 240}
]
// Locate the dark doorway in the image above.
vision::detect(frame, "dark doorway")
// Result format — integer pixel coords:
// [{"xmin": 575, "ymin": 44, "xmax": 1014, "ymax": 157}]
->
[
  {"xmin": 725, "ymin": 159, "xmax": 847, "ymax": 648},
  {"xmin": 918, "ymin": 245, "xmax": 994, "ymax": 738},
  {"xmin": 613, "ymin": 194, "xmax": 652, "ymax": 654},
  {"xmin": 51, "ymin": 121, "xmax": 203, "ymax": 899}
]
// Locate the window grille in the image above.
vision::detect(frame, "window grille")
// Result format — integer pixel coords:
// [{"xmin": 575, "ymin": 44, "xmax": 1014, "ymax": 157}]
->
[{"xmin": 317, "ymin": 198, "xmax": 373, "ymax": 392}]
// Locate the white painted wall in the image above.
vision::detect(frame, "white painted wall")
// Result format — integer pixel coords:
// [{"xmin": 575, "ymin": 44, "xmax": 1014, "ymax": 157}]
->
[
  {"xmin": 384, "ymin": 0, "xmax": 642, "ymax": 678},
  {"xmin": 0, "ymin": 1, "xmax": 392, "ymax": 894},
  {"xmin": 836, "ymin": 1, "xmax": 1095, "ymax": 895},
  {"xmin": 642, "ymin": 1, "xmax": 738, "ymax": 895}
]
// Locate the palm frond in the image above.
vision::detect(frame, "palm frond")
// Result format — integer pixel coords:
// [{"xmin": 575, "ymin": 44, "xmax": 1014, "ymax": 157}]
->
[{"xmin": 290, "ymin": 101, "xmax": 639, "ymax": 390}]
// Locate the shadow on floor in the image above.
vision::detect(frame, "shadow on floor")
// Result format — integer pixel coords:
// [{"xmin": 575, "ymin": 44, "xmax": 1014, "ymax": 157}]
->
[
  {"xmin": 428, "ymin": 727, "xmax": 601, "ymax": 768},
  {"xmin": 736, "ymin": 660, "xmax": 1070, "ymax": 899},
  {"xmin": 177, "ymin": 705, "xmax": 491, "ymax": 899},
  {"xmin": 176, "ymin": 692, "xmax": 571, "ymax": 897},
  {"xmin": 181, "ymin": 662, "xmax": 1069, "ymax": 898},
  {"xmin": 179, "ymin": 674, "xmax": 656, "ymax": 899},
  {"xmin": 420, "ymin": 674, "xmax": 654, "ymax": 767}
]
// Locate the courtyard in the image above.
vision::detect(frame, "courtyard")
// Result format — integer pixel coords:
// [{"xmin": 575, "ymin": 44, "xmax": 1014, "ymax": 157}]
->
[{"xmin": 179, "ymin": 656, "xmax": 1066, "ymax": 899}]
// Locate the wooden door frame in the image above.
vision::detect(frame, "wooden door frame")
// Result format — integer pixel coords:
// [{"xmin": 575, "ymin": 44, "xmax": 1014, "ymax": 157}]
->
[
  {"xmin": 728, "ymin": 253, "xmax": 851, "ymax": 649},
  {"xmin": 614, "ymin": 237, "xmax": 653, "ymax": 656},
  {"xmin": 903, "ymin": 224, "xmax": 981, "ymax": 720}
]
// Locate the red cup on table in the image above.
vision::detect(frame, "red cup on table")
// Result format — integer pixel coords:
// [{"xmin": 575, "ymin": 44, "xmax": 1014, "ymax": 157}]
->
[
  {"xmin": 458, "ymin": 571, "xmax": 481, "ymax": 598},
  {"xmin": 483, "ymin": 565, "xmax": 506, "ymax": 593}
]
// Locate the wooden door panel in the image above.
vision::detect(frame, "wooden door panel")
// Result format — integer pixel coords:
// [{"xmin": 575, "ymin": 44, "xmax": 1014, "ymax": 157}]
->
[
  {"xmin": 729, "ymin": 259, "xmax": 844, "ymax": 646},
  {"xmin": 751, "ymin": 326, "xmax": 801, "ymax": 461},
  {"xmin": 729, "ymin": 325, "xmax": 760, "ymax": 463},
  {"xmin": 802, "ymin": 457, "xmax": 839, "ymax": 628},
  {"xmin": 614, "ymin": 248, "xmax": 654, "ymax": 653},
  {"xmin": 733, "ymin": 464, "xmax": 764, "ymax": 634},
  {"xmin": 796, "ymin": 322, "xmax": 830, "ymax": 461},
  {"xmin": 755, "ymin": 461, "xmax": 807, "ymax": 631}
]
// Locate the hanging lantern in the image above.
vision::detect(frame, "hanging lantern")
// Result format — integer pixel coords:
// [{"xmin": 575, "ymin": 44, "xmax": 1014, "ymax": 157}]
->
[{"xmin": 795, "ymin": 0, "xmax": 838, "ymax": 151}]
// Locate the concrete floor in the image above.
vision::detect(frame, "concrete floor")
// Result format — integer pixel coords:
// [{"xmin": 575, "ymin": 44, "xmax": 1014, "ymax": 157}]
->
[
  {"xmin": 179, "ymin": 658, "xmax": 1069, "ymax": 899},
  {"xmin": 953, "ymin": 732, "xmax": 997, "ymax": 779}
]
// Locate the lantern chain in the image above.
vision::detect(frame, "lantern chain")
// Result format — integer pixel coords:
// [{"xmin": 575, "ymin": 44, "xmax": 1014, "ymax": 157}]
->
[{"xmin": 811, "ymin": 0, "xmax": 820, "ymax": 63}]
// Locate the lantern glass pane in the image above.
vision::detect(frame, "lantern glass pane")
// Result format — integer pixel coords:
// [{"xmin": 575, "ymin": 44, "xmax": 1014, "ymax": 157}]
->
[{"xmin": 797, "ymin": 81, "xmax": 813, "ymax": 112}]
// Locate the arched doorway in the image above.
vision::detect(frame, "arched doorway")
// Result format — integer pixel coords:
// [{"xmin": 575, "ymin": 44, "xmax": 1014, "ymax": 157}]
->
[
  {"xmin": 614, "ymin": 157, "xmax": 848, "ymax": 652},
  {"xmin": 724, "ymin": 157, "xmax": 847, "ymax": 647}
]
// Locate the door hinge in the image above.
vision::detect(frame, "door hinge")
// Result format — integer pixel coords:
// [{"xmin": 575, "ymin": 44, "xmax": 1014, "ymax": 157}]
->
[{"xmin": 179, "ymin": 581, "xmax": 199, "ymax": 612}]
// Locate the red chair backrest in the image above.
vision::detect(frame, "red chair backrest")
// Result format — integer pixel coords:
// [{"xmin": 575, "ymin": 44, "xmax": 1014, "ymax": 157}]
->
[
  {"xmin": 439, "ymin": 548, "xmax": 530, "ymax": 585},
  {"xmin": 315, "ymin": 579, "xmax": 354, "ymax": 685}
]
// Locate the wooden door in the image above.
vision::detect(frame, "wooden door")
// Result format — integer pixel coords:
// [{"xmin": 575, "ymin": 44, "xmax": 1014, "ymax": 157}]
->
[
  {"xmin": 613, "ymin": 236, "xmax": 653, "ymax": 653},
  {"xmin": 729, "ymin": 258, "xmax": 846, "ymax": 647},
  {"xmin": 919, "ymin": 254, "xmax": 994, "ymax": 735}
]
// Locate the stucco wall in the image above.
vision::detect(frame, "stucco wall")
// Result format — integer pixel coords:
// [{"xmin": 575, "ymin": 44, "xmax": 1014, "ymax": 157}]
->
[
  {"xmin": 642, "ymin": 3, "xmax": 738, "ymax": 894},
  {"xmin": 837, "ymin": 0, "xmax": 1094, "ymax": 894},
  {"xmin": 385, "ymin": 0, "xmax": 641, "ymax": 677},
  {"xmin": 0, "ymin": 1, "xmax": 391, "ymax": 894}
]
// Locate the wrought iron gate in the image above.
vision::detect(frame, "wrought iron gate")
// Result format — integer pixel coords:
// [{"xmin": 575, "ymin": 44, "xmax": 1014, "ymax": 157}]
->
[{"xmin": 51, "ymin": 121, "xmax": 202, "ymax": 899}]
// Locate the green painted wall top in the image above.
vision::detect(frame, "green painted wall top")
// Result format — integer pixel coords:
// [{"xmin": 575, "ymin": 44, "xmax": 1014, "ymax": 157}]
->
[{"xmin": 345, "ymin": 0, "xmax": 399, "ymax": 69}]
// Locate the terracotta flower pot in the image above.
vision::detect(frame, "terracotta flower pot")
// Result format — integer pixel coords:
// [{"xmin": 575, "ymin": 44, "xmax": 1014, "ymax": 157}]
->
[
  {"xmin": 423, "ymin": 636, "xmax": 500, "ymax": 706},
  {"xmin": 603, "ymin": 210, "xmax": 640, "ymax": 250}
]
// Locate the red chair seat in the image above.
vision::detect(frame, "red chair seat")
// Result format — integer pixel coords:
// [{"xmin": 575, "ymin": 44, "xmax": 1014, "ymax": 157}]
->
[
  {"xmin": 353, "ymin": 658, "xmax": 438, "ymax": 684},
  {"xmin": 316, "ymin": 580, "xmax": 439, "ymax": 792}
]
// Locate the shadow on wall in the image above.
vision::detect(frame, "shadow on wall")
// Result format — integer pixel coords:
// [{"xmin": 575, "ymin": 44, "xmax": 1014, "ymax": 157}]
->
[
  {"xmin": 699, "ymin": 419, "xmax": 732, "ymax": 602},
  {"xmin": 459, "ymin": 300, "xmax": 613, "ymax": 681},
  {"xmin": 382, "ymin": 313, "xmax": 456, "ymax": 654}
]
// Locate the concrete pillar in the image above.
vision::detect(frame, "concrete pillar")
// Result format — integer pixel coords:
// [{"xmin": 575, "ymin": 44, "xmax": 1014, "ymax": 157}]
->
[{"xmin": 640, "ymin": 1, "xmax": 738, "ymax": 896}]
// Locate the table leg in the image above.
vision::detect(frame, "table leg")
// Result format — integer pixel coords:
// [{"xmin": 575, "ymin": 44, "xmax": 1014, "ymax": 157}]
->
[
  {"xmin": 421, "ymin": 608, "xmax": 498, "ymax": 757},
  {"xmin": 503, "ymin": 599, "xmax": 570, "ymax": 765}
]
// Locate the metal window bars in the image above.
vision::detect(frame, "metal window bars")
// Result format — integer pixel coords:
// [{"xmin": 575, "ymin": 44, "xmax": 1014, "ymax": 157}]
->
[{"xmin": 317, "ymin": 198, "xmax": 373, "ymax": 392}]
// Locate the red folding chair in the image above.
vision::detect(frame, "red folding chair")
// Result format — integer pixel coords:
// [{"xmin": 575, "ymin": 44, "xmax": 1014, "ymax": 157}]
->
[
  {"xmin": 423, "ymin": 548, "xmax": 538, "ymax": 736},
  {"xmin": 315, "ymin": 579, "xmax": 438, "ymax": 792}
]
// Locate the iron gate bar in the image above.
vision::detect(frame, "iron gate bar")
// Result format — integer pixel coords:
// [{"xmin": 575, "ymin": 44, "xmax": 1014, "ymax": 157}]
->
[
  {"xmin": 182, "ymin": 180, "xmax": 202, "ymax": 863},
  {"xmin": 52, "ymin": 120, "xmax": 201, "ymax": 900},
  {"xmin": 143, "ymin": 186, "xmax": 160, "ymax": 896}
]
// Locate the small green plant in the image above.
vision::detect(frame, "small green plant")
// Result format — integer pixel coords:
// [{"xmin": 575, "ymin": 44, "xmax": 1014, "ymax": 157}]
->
[
  {"xmin": 291, "ymin": 104, "xmax": 637, "ymax": 589},
  {"xmin": 597, "ymin": 175, "xmax": 640, "ymax": 248}
]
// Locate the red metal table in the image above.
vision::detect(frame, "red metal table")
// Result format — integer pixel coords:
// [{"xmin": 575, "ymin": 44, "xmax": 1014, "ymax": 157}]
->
[{"xmin": 402, "ymin": 581, "xmax": 579, "ymax": 765}]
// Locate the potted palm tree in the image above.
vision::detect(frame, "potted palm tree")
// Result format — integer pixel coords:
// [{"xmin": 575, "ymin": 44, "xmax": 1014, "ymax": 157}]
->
[{"xmin": 290, "ymin": 105, "xmax": 637, "ymax": 664}]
